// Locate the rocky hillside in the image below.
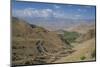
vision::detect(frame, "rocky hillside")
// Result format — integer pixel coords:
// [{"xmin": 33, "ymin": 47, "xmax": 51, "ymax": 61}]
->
[
  {"xmin": 12, "ymin": 17, "xmax": 73, "ymax": 66},
  {"xmin": 76, "ymin": 28, "xmax": 95, "ymax": 43},
  {"xmin": 67, "ymin": 23, "xmax": 95, "ymax": 34},
  {"xmin": 53, "ymin": 24, "xmax": 96, "ymax": 63}
]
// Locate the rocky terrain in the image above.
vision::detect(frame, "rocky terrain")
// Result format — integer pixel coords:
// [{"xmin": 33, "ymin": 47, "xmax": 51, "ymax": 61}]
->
[
  {"xmin": 53, "ymin": 24, "xmax": 96, "ymax": 63},
  {"xmin": 12, "ymin": 17, "xmax": 74, "ymax": 66},
  {"xmin": 12, "ymin": 17, "xmax": 96, "ymax": 66}
]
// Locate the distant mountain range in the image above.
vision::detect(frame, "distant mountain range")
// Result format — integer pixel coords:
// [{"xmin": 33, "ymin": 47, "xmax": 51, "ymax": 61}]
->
[{"xmin": 15, "ymin": 16, "xmax": 95, "ymax": 31}]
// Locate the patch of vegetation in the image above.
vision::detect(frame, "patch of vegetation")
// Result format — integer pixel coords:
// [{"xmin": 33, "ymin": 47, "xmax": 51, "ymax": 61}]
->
[
  {"xmin": 63, "ymin": 31, "xmax": 80, "ymax": 43},
  {"xmin": 80, "ymin": 56, "xmax": 86, "ymax": 60},
  {"xmin": 29, "ymin": 24, "xmax": 37, "ymax": 28}
]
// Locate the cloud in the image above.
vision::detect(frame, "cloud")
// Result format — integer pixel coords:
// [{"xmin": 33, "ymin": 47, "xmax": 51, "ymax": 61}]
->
[
  {"xmin": 72, "ymin": 14, "xmax": 83, "ymax": 20},
  {"xmin": 13, "ymin": 8, "xmax": 53, "ymax": 18},
  {"xmin": 75, "ymin": 14, "xmax": 81, "ymax": 17},
  {"xmin": 83, "ymin": 6, "xmax": 93, "ymax": 9},
  {"xmin": 53, "ymin": 11, "xmax": 66, "ymax": 18},
  {"xmin": 13, "ymin": 7, "xmax": 69, "ymax": 19},
  {"xmin": 13, "ymin": 7, "xmax": 81, "ymax": 20},
  {"xmin": 77, "ymin": 8, "xmax": 87, "ymax": 12},
  {"xmin": 54, "ymin": 5, "xmax": 60, "ymax": 9},
  {"xmin": 77, "ymin": 9, "xmax": 81, "ymax": 11}
]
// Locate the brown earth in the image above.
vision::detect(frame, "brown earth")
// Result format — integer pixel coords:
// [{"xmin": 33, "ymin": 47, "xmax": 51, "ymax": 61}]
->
[
  {"xmin": 12, "ymin": 17, "xmax": 96, "ymax": 66},
  {"xmin": 12, "ymin": 17, "xmax": 73, "ymax": 66}
]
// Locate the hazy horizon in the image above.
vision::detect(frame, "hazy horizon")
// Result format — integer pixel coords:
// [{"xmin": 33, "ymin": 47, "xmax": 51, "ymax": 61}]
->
[{"xmin": 12, "ymin": 1, "xmax": 96, "ymax": 30}]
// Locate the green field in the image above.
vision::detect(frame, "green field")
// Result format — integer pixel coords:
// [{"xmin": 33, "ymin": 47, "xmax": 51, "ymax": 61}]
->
[{"xmin": 63, "ymin": 31, "xmax": 80, "ymax": 43}]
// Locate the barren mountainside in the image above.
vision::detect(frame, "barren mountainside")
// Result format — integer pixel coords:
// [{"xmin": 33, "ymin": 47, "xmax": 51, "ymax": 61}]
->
[
  {"xmin": 12, "ymin": 17, "xmax": 73, "ymax": 65},
  {"xmin": 12, "ymin": 17, "xmax": 95, "ymax": 66}
]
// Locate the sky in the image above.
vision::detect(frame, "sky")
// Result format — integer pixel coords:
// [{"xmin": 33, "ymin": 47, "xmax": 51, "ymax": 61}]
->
[
  {"xmin": 12, "ymin": 0, "xmax": 96, "ymax": 30},
  {"xmin": 12, "ymin": 0, "xmax": 96, "ymax": 20}
]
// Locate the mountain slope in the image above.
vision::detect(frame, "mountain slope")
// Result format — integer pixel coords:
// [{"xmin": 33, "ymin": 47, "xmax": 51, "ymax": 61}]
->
[
  {"xmin": 12, "ymin": 17, "xmax": 73, "ymax": 65},
  {"xmin": 76, "ymin": 28, "xmax": 95, "ymax": 43},
  {"xmin": 53, "ymin": 26, "xmax": 96, "ymax": 63},
  {"xmin": 53, "ymin": 38, "xmax": 95, "ymax": 63}
]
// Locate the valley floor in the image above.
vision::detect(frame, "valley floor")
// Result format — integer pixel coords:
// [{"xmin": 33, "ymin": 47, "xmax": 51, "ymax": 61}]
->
[{"xmin": 52, "ymin": 38, "xmax": 96, "ymax": 63}]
